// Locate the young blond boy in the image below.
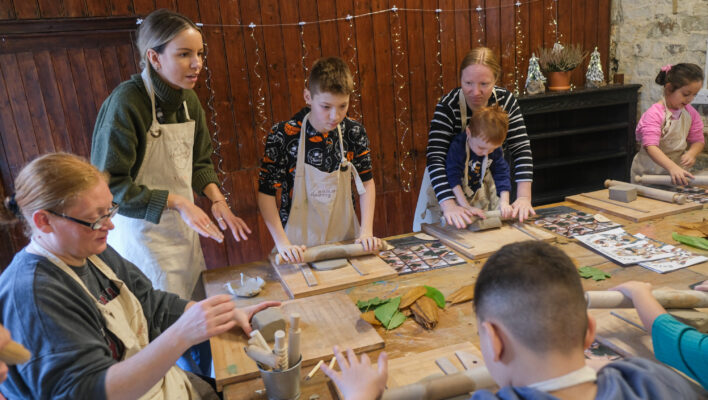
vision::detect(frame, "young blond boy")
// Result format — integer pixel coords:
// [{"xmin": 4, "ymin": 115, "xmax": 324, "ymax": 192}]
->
[
  {"xmin": 446, "ymin": 105, "xmax": 513, "ymax": 219},
  {"xmin": 258, "ymin": 57, "xmax": 380, "ymax": 264},
  {"xmin": 324, "ymin": 241, "xmax": 700, "ymax": 399}
]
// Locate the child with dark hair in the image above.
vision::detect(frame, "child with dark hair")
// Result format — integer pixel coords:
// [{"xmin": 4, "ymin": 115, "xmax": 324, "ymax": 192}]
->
[
  {"xmin": 631, "ymin": 63, "xmax": 705, "ymax": 185},
  {"xmin": 324, "ymin": 241, "xmax": 701, "ymax": 399}
]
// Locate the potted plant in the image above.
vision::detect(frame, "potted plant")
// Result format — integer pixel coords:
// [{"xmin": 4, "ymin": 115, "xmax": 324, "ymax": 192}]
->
[{"xmin": 537, "ymin": 43, "xmax": 587, "ymax": 91}]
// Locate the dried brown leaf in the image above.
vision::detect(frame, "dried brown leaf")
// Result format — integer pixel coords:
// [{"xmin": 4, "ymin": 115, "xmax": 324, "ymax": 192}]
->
[
  {"xmin": 399, "ymin": 286, "xmax": 427, "ymax": 309},
  {"xmin": 411, "ymin": 296, "xmax": 439, "ymax": 330},
  {"xmin": 360, "ymin": 310, "xmax": 381, "ymax": 326},
  {"xmin": 447, "ymin": 285, "xmax": 475, "ymax": 305}
]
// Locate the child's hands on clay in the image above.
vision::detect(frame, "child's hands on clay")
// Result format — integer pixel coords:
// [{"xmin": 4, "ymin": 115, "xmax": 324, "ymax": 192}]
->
[
  {"xmin": 499, "ymin": 202, "xmax": 513, "ymax": 219},
  {"xmin": 322, "ymin": 346, "xmax": 388, "ymax": 400},
  {"xmin": 277, "ymin": 243, "xmax": 307, "ymax": 264},
  {"xmin": 680, "ymin": 152, "xmax": 697, "ymax": 169}
]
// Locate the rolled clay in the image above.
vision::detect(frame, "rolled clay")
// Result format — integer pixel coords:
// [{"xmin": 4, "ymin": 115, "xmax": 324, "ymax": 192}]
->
[
  {"xmin": 310, "ymin": 258, "xmax": 350, "ymax": 271},
  {"xmin": 274, "ymin": 242, "xmax": 389, "ymax": 265},
  {"xmin": 635, "ymin": 174, "xmax": 708, "ymax": 187},
  {"xmin": 604, "ymin": 179, "xmax": 687, "ymax": 204},
  {"xmin": 586, "ymin": 290, "xmax": 708, "ymax": 309},
  {"xmin": 381, "ymin": 367, "xmax": 495, "ymax": 400},
  {"xmin": 252, "ymin": 308, "xmax": 286, "ymax": 341}
]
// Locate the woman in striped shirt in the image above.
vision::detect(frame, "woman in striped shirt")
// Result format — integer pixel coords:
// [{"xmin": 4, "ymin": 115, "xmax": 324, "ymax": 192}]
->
[{"xmin": 414, "ymin": 47, "xmax": 534, "ymax": 229}]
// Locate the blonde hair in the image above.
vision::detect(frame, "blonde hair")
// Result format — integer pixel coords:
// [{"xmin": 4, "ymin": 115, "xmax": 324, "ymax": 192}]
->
[
  {"xmin": 136, "ymin": 9, "xmax": 201, "ymax": 69},
  {"xmin": 459, "ymin": 47, "xmax": 501, "ymax": 82},
  {"xmin": 467, "ymin": 105, "xmax": 509, "ymax": 145},
  {"xmin": 308, "ymin": 57, "xmax": 354, "ymax": 95},
  {"xmin": 0, "ymin": 153, "xmax": 108, "ymax": 237}
]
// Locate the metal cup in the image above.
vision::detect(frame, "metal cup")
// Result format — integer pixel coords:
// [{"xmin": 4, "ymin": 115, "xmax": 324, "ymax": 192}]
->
[{"xmin": 258, "ymin": 356, "xmax": 302, "ymax": 400}]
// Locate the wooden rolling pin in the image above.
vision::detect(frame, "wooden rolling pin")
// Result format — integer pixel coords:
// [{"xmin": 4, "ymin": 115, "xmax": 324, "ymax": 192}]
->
[
  {"xmin": 635, "ymin": 174, "xmax": 708, "ymax": 186},
  {"xmin": 274, "ymin": 242, "xmax": 388, "ymax": 265},
  {"xmin": 0, "ymin": 340, "xmax": 31, "ymax": 365},
  {"xmin": 381, "ymin": 367, "xmax": 495, "ymax": 400},
  {"xmin": 604, "ymin": 179, "xmax": 687, "ymax": 204},
  {"xmin": 586, "ymin": 290, "xmax": 708, "ymax": 309}
]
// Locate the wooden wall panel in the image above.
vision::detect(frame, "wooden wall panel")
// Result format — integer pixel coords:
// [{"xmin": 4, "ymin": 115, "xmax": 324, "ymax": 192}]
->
[{"xmin": 0, "ymin": 1, "xmax": 612, "ymax": 269}]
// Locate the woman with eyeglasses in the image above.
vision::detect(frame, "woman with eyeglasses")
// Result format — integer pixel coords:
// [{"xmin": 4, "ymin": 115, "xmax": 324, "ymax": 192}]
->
[{"xmin": 0, "ymin": 152, "xmax": 278, "ymax": 399}]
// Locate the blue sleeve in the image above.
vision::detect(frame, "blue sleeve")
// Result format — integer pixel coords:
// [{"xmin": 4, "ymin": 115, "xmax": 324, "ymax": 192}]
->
[
  {"xmin": 446, "ymin": 133, "xmax": 467, "ymax": 189},
  {"xmin": 489, "ymin": 148, "xmax": 511, "ymax": 195},
  {"xmin": 652, "ymin": 313, "xmax": 708, "ymax": 389}
]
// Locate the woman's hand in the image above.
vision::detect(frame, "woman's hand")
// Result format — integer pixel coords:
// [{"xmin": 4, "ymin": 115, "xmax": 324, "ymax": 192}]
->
[
  {"xmin": 169, "ymin": 194, "xmax": 224, "ymax": 242},
  {"xmin": 277, "ymin": 242, "xmax": 307, "ymax": 264},
  {"xmin": 499, "ymin": 202, "xmax": 513, "ymax": 219},
  {"xmin": 233, "ymin": 301, "xmax": 282, "ymax": 336},
  {"xmin": 211, "ymin": 200, "xmax": 252, "ymax": 241},
  {"xmin": 511, "ymin": 196, "xmax": 535, "ymax": 223},
  {"xmin": 321, "ymin": 346, "xmax": 388, "ymax": 400},
  {"xmin": 175, "ymin": 295, "xmax": 238, "ymax": 347},
  {"xmin": 668, "ymin": 165, "xmax": 694, "ymax": 186},
  {"xmin": 440, "ymin": 199, "xmax": 475, "ymax": 229},
  {"xmin": 356, "ymin": 234, "xmax": 382, "ymax": 252}
]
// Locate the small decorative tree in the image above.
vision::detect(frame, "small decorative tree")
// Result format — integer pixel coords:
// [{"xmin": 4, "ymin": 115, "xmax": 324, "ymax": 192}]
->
[
  {"xmin": 525, "ymin": 53, "xmax": 546, "ymax": 95},
  {"xmin": 585, "ymin": 47, "xmax": 605, "ymax": 88}
]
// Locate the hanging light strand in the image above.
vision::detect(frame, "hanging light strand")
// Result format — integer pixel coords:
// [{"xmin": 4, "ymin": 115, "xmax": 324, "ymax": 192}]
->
[
  {"xmin": 391, "ymin": 6, "xmax": 413, "ymax": 192},
  {"xmin": 346, "ymin": 14, "xmax": 363, "ymax": 122},
  {"xmin": 513, "ymin": 1, "xmax": 525, "ymax": 97},
  {"xmin": 476, "ymin": 4, "xmax": 486, "ymax": 46},
  {"xmin": 435, "ymin": 9, "xmax": 444, "ymax": 97},
  {"xmin": 298, "ymin": 22, "xmax": 310, "ymax": 86},
  {"xmin": 249, "ymin": 24, "xmax": 269, "ymax": 145}
]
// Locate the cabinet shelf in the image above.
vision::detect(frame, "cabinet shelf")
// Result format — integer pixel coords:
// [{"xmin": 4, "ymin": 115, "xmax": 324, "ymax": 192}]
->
[
  {"xmin": 530, "ymin": 122, "xmax": 629, "ymax": 140},
  {"xmin": 533, "ymin": 151, "xmax": 628, "ymax": 170}
]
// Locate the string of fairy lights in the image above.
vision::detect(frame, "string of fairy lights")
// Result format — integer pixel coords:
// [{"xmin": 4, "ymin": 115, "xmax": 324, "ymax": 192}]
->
[{"xmin": 162, "ymin": 0, "xmax": 565, "ymax": 193}]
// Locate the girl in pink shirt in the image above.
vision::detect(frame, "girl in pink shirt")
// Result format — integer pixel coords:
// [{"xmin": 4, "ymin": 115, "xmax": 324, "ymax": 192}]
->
[{"xmin": 631, "ymin": 63, "xmax": 704, "ymax": 185}]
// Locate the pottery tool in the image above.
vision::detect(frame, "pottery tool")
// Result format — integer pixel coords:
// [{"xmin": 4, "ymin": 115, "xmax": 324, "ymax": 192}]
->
[
  {"xmin": 244, "ymin": 345, "xmax": 278, "ymax": 369},
  {"xmin": 381, "ymin": 367, "xmax": 495, "ymax": 400},
  {"xmin": 586, "ymin": 290, "xmax": 708, "ymax": 309},
  {"xmin": 297, "ymin": 263, "xmax": 318, "ymax": 287},
  {"xmin": 434, "ymin": 357, "xmax": 459, "ymax": 375},
  {"xmin": 635, "ymin": 174, "xmax": 708, "ymax": 187},
  {"xmin": 248, "ymin": 330, "xmax": 271, "ymax": 352},
  {"xmin": 440, "ymin": 210, "xmax": 507, "ymax": 232},
  {"xmin": 305, "ymin": 359, "xmax": 324, "ymax": 381},
  {"xmin": 274, "ymin": 242, "xmax": 390, "ymax": 265},
  {"xmin": 578, "ymin": 194, "xmax": 650, "ymax": 213},
  {"xmin": 604, "ymin": 179, "xmax": 687, "ymax": 204},
  {"xmin": 349, "ymin": 260, "xmax": 368, "ymax": 276},
  {"xmin": 327, "ymin": 355, "xmax": 336, "ymax": 370},
  {"xmin": 610, "ymin": 311, "xmax": 647, "ymax": 332},
  {"xmin": 274, "ymin": 330, "xmax": 288, "ymax": 371},
  {"xmin": 455, "ymin": 351, "xmax": 482, "ymax": 371},
  {"xmin": 0, "ymin": 339, "xmax": 30, "ymax": 365},
  {"xmin": 512, "ymin": 222, "xmax": 541, "ymax": 240},
  {"xmin": 287, "ymin": 313, "xmax": 301, "ymax": 369}
]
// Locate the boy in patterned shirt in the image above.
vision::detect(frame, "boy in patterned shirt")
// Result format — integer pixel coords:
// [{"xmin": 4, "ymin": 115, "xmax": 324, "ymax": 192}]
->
[{"xmin": 258, "ymin": 57, "xmax": 380, "ymax": 264}]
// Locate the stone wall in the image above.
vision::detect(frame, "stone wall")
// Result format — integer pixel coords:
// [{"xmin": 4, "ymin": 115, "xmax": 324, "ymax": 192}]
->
[{"xmin": 610, "ymin": 0, "xmax": 708, "ymax": 127}]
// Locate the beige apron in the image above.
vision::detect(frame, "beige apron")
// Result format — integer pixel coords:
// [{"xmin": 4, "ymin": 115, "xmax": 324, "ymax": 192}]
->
[
  {"xmin": 631, "ymin": 98, "xmax": 693, "ymax": 181},
  {"xmin": 108, "ymin": 67, "xmax": 206, "ymax": 299},
  {"xmin": 26, "ymin": 241, "xmax": 197, "ymax": 399},
  {"xmin": 412, "ymin": 90, "xmax": 499, "ymax": 231},
  {"xmin": 283, "ymin": 113, "xmax": 365, "ymax": 247}
]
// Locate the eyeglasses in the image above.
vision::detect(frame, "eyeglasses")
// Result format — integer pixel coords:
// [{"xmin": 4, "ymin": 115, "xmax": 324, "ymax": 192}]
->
[{"xmin": 47, "ymin": 202, "xmax": 119, "ymax": 230}]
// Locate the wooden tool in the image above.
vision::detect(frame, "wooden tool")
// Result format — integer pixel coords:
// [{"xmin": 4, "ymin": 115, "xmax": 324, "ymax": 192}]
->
[
  {"xmin": 0, "ymin": 340, "xmax": 31, "ymax": 365},
  {"xmin": 287, "ymin": 313, "xmax": 301, "ymax": 369},
  {"xmin": 296, "ymin": 263, "xmax": 318, "ymax": 287},
  {"xmin": 586, "ymin": 290, "xmax": 708, "ymax": 309},
  {"xmin": 211, "ymin": 292, "xmax": 384, "ymax": 390},
  {"xmin": 274, "ymin": 242, "xmax": 390, "ymax": 265},
  {"xmin": 610, "ymin": 311, "xmax": 647, "ymax": 332},
  {"xmin": 244, "ymin": 345, "xmax": 278, "ymax": 369},
  {"xmin": 578, "ymin": 194, "xmax": 650, "ymax": 213},
  {"xmin": 604, "ymin": 179, "xmax": 687, "ymax": 204},
  {"xmin": 248, "ymin": 330, "xmax": 271, "ymax": 352},
  {"xmin": 305, "ymin": 359, "xmax": 324, "ymax": 381},
  {"xmin": 567, "ymin": 189, "xmax": 701, "ymax": 222},
  {"xmin": 455, "ymin": 351, "xmax": 482, "ymax": 371},
  {"xmin": 512, "ymin": 222, "xmax": 542, "ymax": 240},
  {"xmin": 380, "ymin": 367, "xmax": 495, "ymax": 400},
  {"xmin": 435, "ymin": 357, "xmax": 459, "ymax": 375},
  {"xmin": 635, "ymin": 174, "xmax": 708, "ymax": 186},
  {"xmin": 273, "ymin": 330, "xmax": 288, "ymax": 370}
]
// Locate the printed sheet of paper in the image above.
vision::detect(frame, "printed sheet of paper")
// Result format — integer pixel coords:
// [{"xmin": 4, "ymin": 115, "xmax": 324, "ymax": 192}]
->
[
  {"xmin": 379, "ymin": 239, "xmax": 466, "ymax": 275},
  {"xmin": 575, "ymin": 228, "xmax": 676, "ymax": 265},
  {"xmin": 533, "ymin": 208, "xmax": 621, "ymax": 237},
  {"xmin": 636, "ymin": 237, "xmax": 708, "ymax": 273}
]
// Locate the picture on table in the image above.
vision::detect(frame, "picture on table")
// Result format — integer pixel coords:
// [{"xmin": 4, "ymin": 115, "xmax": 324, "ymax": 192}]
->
[
  {"xmin": 379, "ymin": 239, "xmax": 466, "ymax": 275},
  {"xmin": 533, "ymin": 208, "xmax": 621, "ymax": 237}
]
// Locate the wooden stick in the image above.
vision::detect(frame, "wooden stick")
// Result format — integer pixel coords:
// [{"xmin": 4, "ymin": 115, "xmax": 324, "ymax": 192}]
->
[
  {"xmin": 248, "ymin": 330, "xmax": 271, "ymax": 352},
  {"xmin": 274, "ymin": 330, "xmax": 288, "ymax": 371},
  {"xmin": 0, "ymin": 340, "xmax": 31, "ymax": 365},
  {"xmin": 586, "ymin": 290, "xmax": 708, "ymax": 309},
  {"xmin": 381, "ymin": 367, "xmax": 495, "ymax": 400},
  {"xmin": 328, "ymin": 355, "xmax": 336, "ymax": 370},
  {"xmin": 579, "ymin": 194, "xmax": 651, "ymax": 213},
  {"xmin": 275, "ymin": 242, "xmax": 387, "ymax": 265},
  {"xmin": 604, "ymin": 179, "xmax": 687, "ymax": 204},
  {"xmin": 305, "ymin": 359, "xmax": 325, "ymax": 381},
  {"xmin": 287, "ymin": 313, "xmax": 301, "ymax": 369},
  {"xmin": 244, "ymin": 345, "xmax": 278, "ymax": 369},
  {"xmin": 610, "ymin": 311, "xmax": 647, "ymax": 332},
  {"xmin": 635, "ymin": 174, "xmax": 708, "ymax": 187}
]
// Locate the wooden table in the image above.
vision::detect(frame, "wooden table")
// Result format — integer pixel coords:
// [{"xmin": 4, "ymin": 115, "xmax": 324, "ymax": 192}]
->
[{"xmin": 203, "ymin": 202, "xmax": 708, "ymax": 400}]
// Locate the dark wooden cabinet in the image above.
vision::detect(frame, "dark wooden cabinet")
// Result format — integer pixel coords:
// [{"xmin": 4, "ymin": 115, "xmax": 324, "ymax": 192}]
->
[{"xmin": 517, "ymin": 84, "xmax": 642, "ymax": 205}]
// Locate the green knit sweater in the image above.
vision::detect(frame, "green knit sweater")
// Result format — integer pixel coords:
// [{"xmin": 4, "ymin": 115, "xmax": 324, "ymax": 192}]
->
[{"xmin": 91, "ymin": 70, "xmax": 219, "ymax": 224}]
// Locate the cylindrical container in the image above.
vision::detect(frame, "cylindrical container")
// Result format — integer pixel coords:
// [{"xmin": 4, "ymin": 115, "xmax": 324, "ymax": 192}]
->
[{"xmin": 258, "ymin": 356, "xmax": 302, "ymax": 400}]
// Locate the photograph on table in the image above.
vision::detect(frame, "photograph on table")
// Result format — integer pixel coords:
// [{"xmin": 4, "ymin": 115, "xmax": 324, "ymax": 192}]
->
[
  {"xmin": 637, "ymin": 240, "xmax": 708, "ymax": 273},
  {"xmin": 575, "ymin": 228, "xmax": 677, "ymax": 265},
  {"xmin": 667, "ymin": 185, "xmax": 708, "ymax": 203},
  {"xmin": 379, "ymin": 236, "xmax": 466, "ymax": 275},
  {"xmin": 533, "ymin": 206, "xmax": 621, "ymax": 237}
]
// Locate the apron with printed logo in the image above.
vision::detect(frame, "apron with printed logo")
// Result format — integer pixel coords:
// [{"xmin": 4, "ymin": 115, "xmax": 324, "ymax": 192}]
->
[
  {"xmin": 26, "ymin": 241, "xmax": 197, "ymax": 399},
  {"xmin": 413, "ymin": 89, "xmax": 499, "ymax": 231},
  {"xmin": 631, "ymin": 98, "xmax": 693, "ymax": 181},
  {"xmin": 283, "ymin": 113, "xmax": 365, "ymax": 247},
  {"xmin": 108, "ymin": 67, "xmax": 205, "ymax": 299}
]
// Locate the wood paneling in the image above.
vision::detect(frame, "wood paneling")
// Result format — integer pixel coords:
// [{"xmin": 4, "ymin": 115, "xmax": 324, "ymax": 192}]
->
[{"xmin": 0, "ymin": 1, "xmax": 612, "ymax": 269}]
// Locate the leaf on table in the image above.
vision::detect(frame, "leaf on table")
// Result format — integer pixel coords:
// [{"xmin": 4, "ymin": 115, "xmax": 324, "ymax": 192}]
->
[
  {"xmin": 386, "ymin": 311, "xmax": 407, "ymax": 330},
  {"xmin": 447, "ymin": 285, "xmax": 475, "ymax": 305},
  {"xmin": 356, "ymin": 296, "xmax": 388, "ymax": 312},
  {"xmin": 360, "ymin": 310, "xmax": 381, "ymax": 326},
  {"xmin": 399, "ymin": 286, "xmax": 427, "ymax": 309},
  {"xmin": 578, "ymin": 266, "xmax": 611, "ymax": 281},
  {"xmin": 374, "ymin": 296, "xmax": 401, "ymax": 326},
  {"xmin": 424, "ymin": 285, "xmax": 446, "ymax": 308},
  {"xmin": 673, "ymin": 232, "xmax": 708, "ymax": 250}
]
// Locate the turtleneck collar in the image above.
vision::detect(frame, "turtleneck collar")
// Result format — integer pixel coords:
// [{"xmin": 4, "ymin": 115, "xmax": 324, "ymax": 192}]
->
[{"xmin": 148, "ymin": 64, "xmax": 185, "ymax": 114}]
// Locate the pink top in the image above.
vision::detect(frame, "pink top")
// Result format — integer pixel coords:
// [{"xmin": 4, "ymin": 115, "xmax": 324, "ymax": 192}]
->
[{"xmin": 635, "ymin": 101, "xmax": 705, "ymax": 146}]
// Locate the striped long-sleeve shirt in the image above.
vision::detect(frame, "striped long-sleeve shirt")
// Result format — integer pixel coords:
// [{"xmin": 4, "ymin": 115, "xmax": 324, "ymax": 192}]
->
[{"xmin": 427, "ymin": 86, "xmax": 533, "ymax": 203}]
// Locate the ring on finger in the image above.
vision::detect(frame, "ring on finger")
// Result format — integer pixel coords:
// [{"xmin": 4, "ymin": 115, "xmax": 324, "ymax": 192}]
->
[
  {"xmin": 206, "ymin": 223, "xmax": 211, "ymax": 228},
  {"xmin": 217, "ymin": 217, "xmax": 224, "ymax": 222}
]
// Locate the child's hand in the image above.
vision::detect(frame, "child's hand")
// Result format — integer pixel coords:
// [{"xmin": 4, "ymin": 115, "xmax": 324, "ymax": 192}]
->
[
  {"xmin": 277, "ymin": 243, "xmax": 307, "ymax": 264},
  {"xmin": 321, "ymin": 346, "xmax": 388, "ymax": 400},
  {"xmin": 499, "ymin": 203, "xmax": 513, "ymax": 219},
  {"xmin": 463, "ymin": 205, "xmax": 486, "ymax": 219},
  {"xmin": 441, "ymin": 200, "xmax": 474, "ymax": 229},
  {"xmin": 694, "ymin": 280, "xmax": 708, "ymax": 292},
  {"xmin": 356, "ymin": 235, "xmax": 382, "ymax": 252},
  {"xmin": 680, "ymin": 152, "xmax": 697, "ymax": 169},
  {"xmin": 610, "ymin": 281, "xmax": 653, "ymax": 301},
  {"xmin": 668, "ymin": 165, "xmax": 694, "ymax": 186}
]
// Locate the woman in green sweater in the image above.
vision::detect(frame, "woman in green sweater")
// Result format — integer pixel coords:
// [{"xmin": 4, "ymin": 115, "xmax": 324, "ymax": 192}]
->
[{"xmin": 91, "ymin": 9, "xmax": 250, "ymax": 301}]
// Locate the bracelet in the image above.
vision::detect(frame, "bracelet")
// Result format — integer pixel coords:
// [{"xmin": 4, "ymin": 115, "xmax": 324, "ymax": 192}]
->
[{"xmin": 212, "ymin": 199, "xmax": 229, "ymax": 207}]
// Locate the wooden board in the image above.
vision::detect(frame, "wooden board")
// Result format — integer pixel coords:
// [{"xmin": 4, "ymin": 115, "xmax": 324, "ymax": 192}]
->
[
  {"xmin": 421, "ymin": 223, "xmax": 555, "ymax": 260},
  {"xmin": 567, "ymin": 189, "xmax": 702, "ymax": 222},
  {"xmin": 272, "ymin": 254, "xmax": 398, "ymax": 299},
  {"xmin": 211, "ymin": 292, "xmax": 384, "ymax": 390},
  {"xmin": 591, "ymin": 309, "xmax": 656, "ymax": 361}
]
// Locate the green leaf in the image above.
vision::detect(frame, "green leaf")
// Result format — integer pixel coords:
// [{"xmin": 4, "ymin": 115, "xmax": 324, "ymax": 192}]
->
[
  {"xmin": 424, "ymin": 285, "xmax": 446, "ymax": 308},
  {"xmin": 672, "ymin": 232, "xmax": 708, "ymax": 250},
  {"xmin": 578, "ymin": 266, "xmax": 611, "ymax": 281},
  {"xmin": 386, "ymin": 311, "xmax": 407, "ymax": 330},
  {"xmin": 356, "ymin": 296, "xmax": 387, "ymax": 311},
  {"xmin": 374, "ymin": 297, "xmax": 401, "ymax": 326}
]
